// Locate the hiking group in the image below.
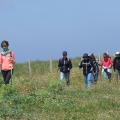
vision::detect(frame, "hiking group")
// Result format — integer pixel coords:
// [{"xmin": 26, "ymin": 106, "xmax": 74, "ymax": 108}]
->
[
  {"xmin": 58, "ymin": 51, "xmax": 120, "ymax": 88},
  {"xmin": 0, "ymin": 40, "xmax": 120, "ymax": 89}
]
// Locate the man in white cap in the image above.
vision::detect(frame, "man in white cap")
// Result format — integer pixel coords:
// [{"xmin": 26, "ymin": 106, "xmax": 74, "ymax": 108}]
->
[{"xmin": 113, "ymin": 51, "xmax": 120, "ymax": 81}]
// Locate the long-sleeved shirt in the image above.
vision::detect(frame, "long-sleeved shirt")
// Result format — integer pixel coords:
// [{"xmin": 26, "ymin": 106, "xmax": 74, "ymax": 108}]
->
[
  {"xmin": 100, "ymin": 58, "xmax": 112, "ymax": 69},
  {"xmin": 0, "ymin": 51, "xmax": 15, "ymax": 71},
  {"xmin": 58, "ymin": 57, "xmax": 72, "ymax": 73},
  {"xmin": 113, "ymin": 57, "xmax": 120, "ymax": 71},
  {"xmin": 79, "ymin": 59, "xmax": 94, "ymax": 75}
]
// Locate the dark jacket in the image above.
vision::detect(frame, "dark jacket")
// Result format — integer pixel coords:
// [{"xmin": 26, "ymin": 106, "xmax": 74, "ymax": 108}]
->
[
  {"xmin": 79, "ymin": 59, "xmax": 94, "ymax": 75},
  {"xmin": 58, "ymin": 58, "xmax": 72, "ymax": 73},
  {"xmin": 92, "ymin": 61, "xmax": 99, "ymax": 73},
  {"xmin": 113, "ymin": 57, "xmax": 120, "ymax": 71}
]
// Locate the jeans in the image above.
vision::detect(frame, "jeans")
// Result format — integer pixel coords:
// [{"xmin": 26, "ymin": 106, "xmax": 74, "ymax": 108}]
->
[
  {"xmin": 60, "ymin": 72, "xmax": 70, "ymax": 85},
  {"xmin": 84, "ymin": 73, "xmax": 93, "ymax": 88},
  {"xmin": 94, "ymin": 72, "xmax": 99, "ymax": 82},
  {"xmin": 102, "ymin": 68, "xmax": 112, "ymax": 80}
]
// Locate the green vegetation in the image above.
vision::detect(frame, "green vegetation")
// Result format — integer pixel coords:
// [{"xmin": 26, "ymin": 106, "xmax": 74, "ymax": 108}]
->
[{"xmin": 0, "ymin": 59, "xmax": 120, "ymax": 120}]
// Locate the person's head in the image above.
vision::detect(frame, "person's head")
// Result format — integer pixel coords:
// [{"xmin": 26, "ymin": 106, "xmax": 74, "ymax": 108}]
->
[
  {"xmin": 103, "ymin": 53, "xmax": 109, "ymax": 60},
  {"xmin": 83, "ymin": 53, "xmax": 89, "ymax": 60},
  {"xmin": 115, "ymin": 51, "xmax": 120, "ymax": 57},
  {"xmin": 90, "ymin": 53, "xmax": 96, "ymax": 61},
  {"xmin": 1, "ymin": 40, "xmax": 9, "ymax": 51},
  {"xmin": 63, "ymin": 51, "xmax": 67, "ymax": 59}
]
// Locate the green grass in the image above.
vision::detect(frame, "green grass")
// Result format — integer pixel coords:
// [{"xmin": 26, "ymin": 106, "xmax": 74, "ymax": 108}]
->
[{"xmin": 0, "ymin": 59, "xmax": 120, "ymax": 120}]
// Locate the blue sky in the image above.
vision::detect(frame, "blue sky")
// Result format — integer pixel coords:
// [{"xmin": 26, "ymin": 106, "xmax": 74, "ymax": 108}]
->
[{"xmin": 0, "ymin": 0, "xmax": 120, "ymax": 62}]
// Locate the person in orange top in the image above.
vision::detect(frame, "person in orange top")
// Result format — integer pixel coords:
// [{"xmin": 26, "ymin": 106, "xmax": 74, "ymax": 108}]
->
[{"xmin": 0, "ymin": 40, "xmax": 15, "ymax": 85}]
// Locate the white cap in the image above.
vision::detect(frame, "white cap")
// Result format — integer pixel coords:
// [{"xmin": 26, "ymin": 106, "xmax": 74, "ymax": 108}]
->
[{"xmin": 115, "ymin": 51, "xmax": 120, "ymax": 55}]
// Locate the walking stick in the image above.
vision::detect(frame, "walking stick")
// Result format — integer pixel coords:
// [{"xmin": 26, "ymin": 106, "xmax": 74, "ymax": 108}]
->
[
  {"xmin": 10, "ymin": 51, "xmax": 13, "ymax": 85},
  {"xmin": 10, "ymin": 69, "xmax": 13, "ymax": 85}
]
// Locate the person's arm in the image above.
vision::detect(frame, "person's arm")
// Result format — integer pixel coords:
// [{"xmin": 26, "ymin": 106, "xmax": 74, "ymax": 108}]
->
[
  {"xmin": 96, "ymin": 62, "xmax": 99, "ymax": 72},
  {"xmin": 58, "ymin": 59, "xmax": 61, "ymax": 71},
  {"xmin": 0, "ymin": 54, "xmax": 2, "ymax": 70},
  {"xmin": 108, "ymin": 59, "xmax": 113, "ymax": 69},
  {"xmin": 11, "ymin": 52, "xmax": 16, "ymax": 64},
  {"xmin": 69, "ymin": 59, "xmax": 72, "ymax": 70},
  {"xmin": 79, "ymin": 61, "xmax": 83, "ymax": 68},
  {"xmin": 90, "ymin": 61, "xmax": 94, "ymax": 71},
  {"xmin": 91, "ymin": 61, "xmax": 96, "ymax": 78}
]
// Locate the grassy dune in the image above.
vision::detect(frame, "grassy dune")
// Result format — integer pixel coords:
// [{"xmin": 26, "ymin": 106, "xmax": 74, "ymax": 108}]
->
[{"xmin": 0, "ymin": 59, "xmax": 120, "ymax": 120}]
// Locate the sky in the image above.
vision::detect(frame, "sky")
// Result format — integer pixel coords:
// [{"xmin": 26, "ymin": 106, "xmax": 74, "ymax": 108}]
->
[{"xmin": 0, "ymin": 0, "xmax": 120, "ymax": 63}]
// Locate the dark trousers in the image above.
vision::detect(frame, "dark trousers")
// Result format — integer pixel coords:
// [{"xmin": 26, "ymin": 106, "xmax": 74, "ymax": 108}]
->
[
  {"xmin": 115, "ymin": 70, "xmax": 120, "ymax": 81},
  {"xmin": 1, "ymin": 70, "xmax": 13, "ymax": 85}
]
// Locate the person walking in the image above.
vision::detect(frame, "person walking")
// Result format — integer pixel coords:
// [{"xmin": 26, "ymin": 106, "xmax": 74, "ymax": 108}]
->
[
  {"xmin": 0, "ymin": 40, "xmax": 16, "ymax": 85},
  {"xmin": 100, "ymin": 53, "xmax": 112, "ymax": 81},
  {"xmin": 58, "ymin": 51, "xmax": 72, "ymax": 86},
  {"xmin": 79, "ymin": 53, "xmax": 94, "ymax": 88},
  {"xmin": 113, "ymin": 52, "xmax": 120, "ymax": 81},
  {"xmin": 90, "ymin": 54, "xmax": 99, "ymax": 83}
]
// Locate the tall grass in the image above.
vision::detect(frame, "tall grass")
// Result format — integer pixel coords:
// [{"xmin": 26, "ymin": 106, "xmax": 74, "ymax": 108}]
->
[{"xmin": 0, "ymin": 58, "xmax": 119, "ymax": 120}]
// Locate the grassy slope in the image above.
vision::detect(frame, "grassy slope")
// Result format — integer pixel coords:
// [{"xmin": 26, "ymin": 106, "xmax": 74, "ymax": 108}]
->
[{"xmin": 0, "ymin": 59, "xmax": 120, "ymax": 120}]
